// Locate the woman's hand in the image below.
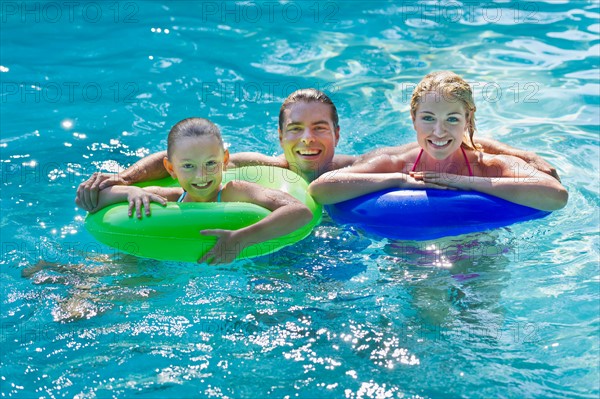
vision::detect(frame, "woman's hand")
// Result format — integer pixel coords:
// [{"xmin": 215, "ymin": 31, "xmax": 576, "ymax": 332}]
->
[
  {"xmin": 526, "ymin": 156, "xmax": 560, "ymax": 182},
  {"xmin": 410, "ymin": 171, "xmax": 465, "ymax": 189},
  {"xmin": 198, "ymin": 229, "xmax": 248, "ymax": 265},
  {"xmin": 125, "ymin": 187, "xmax": 168, "ymax": 219},
  {"xmin": 401, "ymin": 173, "xmax": 454, "ymax": 189}
]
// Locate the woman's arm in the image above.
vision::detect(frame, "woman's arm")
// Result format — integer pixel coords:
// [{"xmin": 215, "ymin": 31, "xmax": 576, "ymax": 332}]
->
[
  {"xmin": 476, "ymin": 138, "xmax": 560, "ymax": 181},
  {"xmin": 198, "ymin": 181, "xmax": 313, "ymax": 264},
  {"xmin": 412, "ymin": 155, "xmax": 568, "ymax": 211},
  {"xmin": 308, "ymin": 154, "xmax": 446, "ymax": 205}
]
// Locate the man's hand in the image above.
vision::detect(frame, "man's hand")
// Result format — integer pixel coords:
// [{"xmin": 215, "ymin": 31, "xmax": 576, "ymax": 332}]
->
[{"xmin": 76, "ymin": 172, "xmax": 129, "ymax": 211}]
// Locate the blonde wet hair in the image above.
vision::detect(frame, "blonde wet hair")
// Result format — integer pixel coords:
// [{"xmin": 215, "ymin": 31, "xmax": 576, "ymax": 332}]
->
[{"xmin": 410, "ymin": 71, "xmax": 480, "ymax": 150}]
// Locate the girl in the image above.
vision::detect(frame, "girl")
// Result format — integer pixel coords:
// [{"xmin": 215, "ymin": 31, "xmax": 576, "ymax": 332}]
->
[
  {"xmin": 308, "ymin": 71, "xmax": 568, "ymax": 211},
  {"xmin": 79, "ymin": 117, "xmax": 313, "ymax": 265}
]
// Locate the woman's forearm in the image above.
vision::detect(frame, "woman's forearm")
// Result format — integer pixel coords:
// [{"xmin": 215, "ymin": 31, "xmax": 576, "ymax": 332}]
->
[
  {"xmin": 477, "ymin": 138, "xmax": 560, "ymax": 181},
  {"xmin": 448, "ymin": 175, "xmax": 568, "ymax": 211},
  {"xmin": 308, "ymin": 172, "xmax": 410, "ymax": 204}
]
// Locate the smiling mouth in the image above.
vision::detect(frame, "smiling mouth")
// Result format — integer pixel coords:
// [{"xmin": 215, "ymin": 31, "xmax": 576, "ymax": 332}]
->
[
  {"xmin": 428, "ymin": 139, "xmax": 452, "ymax": 148},
  {"xmin": 296, "ymin": 149, "xmax": 322, "ymax": 158},
  {"xmin": 191, "ymin": 181, "xmax": 212, "ymax": 190}
]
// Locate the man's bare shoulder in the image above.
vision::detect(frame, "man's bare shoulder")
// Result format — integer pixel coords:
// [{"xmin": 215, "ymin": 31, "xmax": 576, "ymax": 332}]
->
[
  {"xmin": 360, "ymin": 142, "xmax": 420, "ymax": 159},
  {"xmin": 330, "ymin": 154, "xmax": 358, "ymax": 170},
  {"xmin": 355, "ymin": 145, "xmax": 420, "ymax": 166},
  {"xmin": 229, "ymin": 152, "xmax": 288, "ymax": 168}
]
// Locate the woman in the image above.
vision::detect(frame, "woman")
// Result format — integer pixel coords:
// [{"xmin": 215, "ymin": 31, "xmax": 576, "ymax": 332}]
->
[{"xmin": 308, "ymin": 71, "xmax": 568, "ymax": 211}]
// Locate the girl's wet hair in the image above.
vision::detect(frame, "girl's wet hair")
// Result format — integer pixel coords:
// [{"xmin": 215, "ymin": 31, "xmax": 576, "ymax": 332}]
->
[
  {"xmin": 410, "ymin": 71, "xmax": 479, "ymax": 150},
  {"xmin": 279, "ymin": 88, "xmax": 339, "ymax": 131},
  {"xmin": 167, "ymin": 117, "xmax": 223, "ymax": 159}
]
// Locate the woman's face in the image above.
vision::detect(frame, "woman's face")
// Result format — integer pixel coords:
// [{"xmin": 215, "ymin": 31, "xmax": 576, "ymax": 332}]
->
[{"xmin": 413, "ymin": 91, "xmax": 469, "ymax": 160}]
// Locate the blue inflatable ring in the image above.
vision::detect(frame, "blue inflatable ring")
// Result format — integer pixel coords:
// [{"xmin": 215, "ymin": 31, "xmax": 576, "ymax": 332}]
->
[{"xmin": 325, "ymin": 189, "xmax": 551, "ymax": 241}]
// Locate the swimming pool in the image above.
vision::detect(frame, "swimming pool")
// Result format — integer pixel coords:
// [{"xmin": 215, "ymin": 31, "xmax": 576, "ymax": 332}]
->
[{"xmin": 1, "ymin": 1, "xmax": 598, "ymax": 397}]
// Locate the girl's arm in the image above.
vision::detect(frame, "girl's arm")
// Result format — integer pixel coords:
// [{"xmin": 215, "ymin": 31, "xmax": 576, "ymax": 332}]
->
[
  {"xmin": 198, "ymin": 181, "xmax": 313, "ymax": 265},
  {"xmin": 76, "ymin": 185, "xmax": 171, "ymax": 218},
  {"xmin": 412, "ymin": 155, "xmax": 568, "ymax": 211},
  {"xmin": 76, "ymin": 150, "xmax": 171, "ymax": 211},
  {"xmin": 308, "ymin": 154, "xmax": 446, "ymax": 205}
]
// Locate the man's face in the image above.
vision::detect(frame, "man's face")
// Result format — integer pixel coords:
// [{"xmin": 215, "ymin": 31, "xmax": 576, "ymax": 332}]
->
[{"xmin": 279, "ymin": 101, "xmax": 340, "ymax": 179}]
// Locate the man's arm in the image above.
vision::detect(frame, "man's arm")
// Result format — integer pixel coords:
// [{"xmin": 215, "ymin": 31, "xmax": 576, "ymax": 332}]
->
[
  {"xmin": 330, "ymin": 154, "xmax": 358, "ymax": 170},
  {"xmin": 476, "ymin": 138, "xmax": 560, "ymax": 181},
  {"xmin": 355, "ymin": 143, "xmax": 420, "ymax": 163},
  {"xmin": 121, "ymin": 150, "xmax": 170, "ymax": 183},
  {"xmin": 228, "ymin": 152, "xmax": 288, "ymax": 168}
]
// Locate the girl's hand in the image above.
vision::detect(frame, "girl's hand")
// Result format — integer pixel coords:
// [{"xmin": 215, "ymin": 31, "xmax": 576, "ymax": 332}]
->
[
  {"xmin": 126, "ymin": 187, "xmax": 168, "ymax": 219},
  {"xmin": 198, "ymin": 229, "xmax": 247, "ymax": 265},
  {"xmin": 76, "ymin": 172, "xmax": 130, "ymax": 211}
]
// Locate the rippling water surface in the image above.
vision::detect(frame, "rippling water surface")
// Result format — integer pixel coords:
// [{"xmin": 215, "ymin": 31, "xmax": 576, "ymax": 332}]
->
[{"xmin": 1, "ymin": 1, "xmax": 598, "ymax": 398}]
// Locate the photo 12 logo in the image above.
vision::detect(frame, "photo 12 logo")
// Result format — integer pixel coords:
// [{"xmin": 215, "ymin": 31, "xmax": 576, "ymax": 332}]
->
[
  {"xmin": 1, "ymin": 239, "xmax": 140, "ymax": 265},
  {"xmin": 399, "ymin": 81, "xmax": 540, "ymax": 105},
  {"xmin": 400, "ymin": 1, "xmax": 539, "ymax": 24},
  {"xmin": 199, "ymin": 1, "xmax": 339, "ymax": 23},
  {"xmin": 199, "ymin": 81, "xmax": 340, "ymax": 105},
  {"xmin": 1, "ymin": 81, "xmax": 139, "ymax": 104},
  {"xmin": 1, "ymin": 2, "xmax": 139, "ymax": 24}
]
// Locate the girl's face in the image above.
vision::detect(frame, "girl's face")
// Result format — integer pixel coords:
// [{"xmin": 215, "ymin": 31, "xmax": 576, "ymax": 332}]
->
[
  {"xmin": 165, "ymin": 135, "xmax": 229, "ymax": 202},
  {"xmin": 412, "ymin": 91, "xmax": 469, "ymax": 160}
]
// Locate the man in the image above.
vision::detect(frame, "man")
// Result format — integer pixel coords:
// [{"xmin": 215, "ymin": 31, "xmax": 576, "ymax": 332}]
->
[{"xmin": 76, "ymin": 88, "xmax": 559, "ymax": 210}]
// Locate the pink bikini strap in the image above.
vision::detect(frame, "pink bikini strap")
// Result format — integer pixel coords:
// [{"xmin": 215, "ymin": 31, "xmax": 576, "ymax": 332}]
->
[
  {"xmin": 461, "ymin": 147, "xmax": 473, "ymax": 176},
  {"xmin": 411, "ymin": 149, "xmax": 424, "ymax": 172},
  {"xmin": 411, "ymin": 147, "xmax": 473, "ymax": 176}
]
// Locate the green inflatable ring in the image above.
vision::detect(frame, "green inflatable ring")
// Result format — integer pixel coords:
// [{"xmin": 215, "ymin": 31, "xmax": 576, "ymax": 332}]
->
[{"xmin": 84, "ymin": 166, "xmax": 322, "ymax": 262}]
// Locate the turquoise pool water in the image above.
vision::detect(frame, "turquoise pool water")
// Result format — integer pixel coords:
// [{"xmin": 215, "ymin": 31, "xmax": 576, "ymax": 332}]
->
[{"xmin": 1, "ymin": 1, "xmax": 598, "ymax": 398}]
